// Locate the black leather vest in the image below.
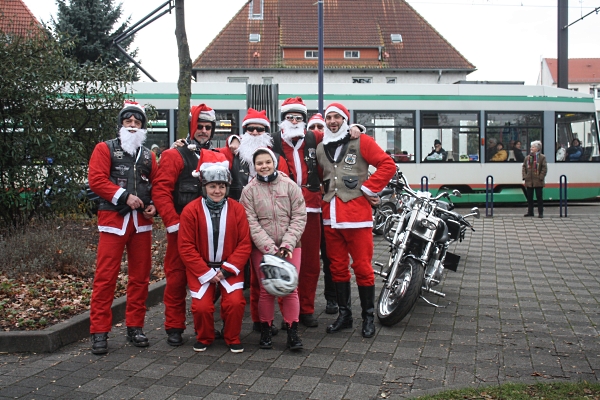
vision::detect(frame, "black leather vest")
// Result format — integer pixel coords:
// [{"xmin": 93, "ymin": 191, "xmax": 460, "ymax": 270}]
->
[
  {"xmin": 229, "ymin": 155, "xmax": 250, "ymax": 202},
  {"xmin": 97, "ymin": 139, "xmax": 153, "ymax": 211},
  {"xmin": 271, "ymin": 131, "xmax": 320, "ymax": 192},
  {"xmin": 173, "ymin": 146, "xmax": 201, "ymax": 214}
]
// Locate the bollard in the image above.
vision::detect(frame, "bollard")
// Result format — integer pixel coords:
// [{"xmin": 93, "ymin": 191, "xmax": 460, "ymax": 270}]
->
[
  {"xmin": 420, "ymin": 176, "xmax": 429, "ymax": 192},
  {"xmin": 485, "ymin": 175, "xmax": 494, "ymax": 217},
  {"xmin": 559, "ymin": 174, "xmax": 568, "ymax": 217}
]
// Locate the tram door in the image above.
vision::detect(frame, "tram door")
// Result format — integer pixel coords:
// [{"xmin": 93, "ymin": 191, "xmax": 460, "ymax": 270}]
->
[{"xmin": 247, "ymin": 84, "xmax": 279, "ymax": 134}]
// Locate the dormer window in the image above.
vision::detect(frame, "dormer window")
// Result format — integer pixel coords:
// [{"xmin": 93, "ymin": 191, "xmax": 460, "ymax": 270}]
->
[
  {"xmin": 391, "ymin": 34, "xmax": 403, "ymax": 43},
  {"xmin": 305, "ymin": 50, "xmax": 318, "ymax": 59},
  {"xmin": 344, "ymin": 51, "xmax": 360, "ymax": 59},
  {"xmin": 249, "ymin": 33, "xmax": 261, "ymax": 43}
]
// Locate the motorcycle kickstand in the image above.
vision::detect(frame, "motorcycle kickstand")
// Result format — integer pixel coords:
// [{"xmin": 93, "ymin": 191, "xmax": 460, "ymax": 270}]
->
[{"xmin": 419, "ymin": 295, "xmax": 446, "ymax": 308}]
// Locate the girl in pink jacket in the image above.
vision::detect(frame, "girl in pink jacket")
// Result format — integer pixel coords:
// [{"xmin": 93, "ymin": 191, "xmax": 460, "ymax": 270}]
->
[{"xmin": 240, "ymin": 148, "xmax": 307, "ymax": 351}]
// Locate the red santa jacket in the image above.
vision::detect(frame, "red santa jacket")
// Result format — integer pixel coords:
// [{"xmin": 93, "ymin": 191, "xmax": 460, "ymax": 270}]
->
[
  {"xmin": 279, "ymin": 129, "xmax": 324, "ymax": 213},
  {"xmin": 320, "ymin": 134, "xmax": 396, "ymax": 228},
  {"xmin": 178, "ymin": 198, "xmax": 251, "ymax": 300},
  {"xmin": 153, "ymin": 148, "xmax": 228, "ymax": 233},
  {"xmin": 88, "ymin": 141, "xmax": 158, "ymax": 235}
]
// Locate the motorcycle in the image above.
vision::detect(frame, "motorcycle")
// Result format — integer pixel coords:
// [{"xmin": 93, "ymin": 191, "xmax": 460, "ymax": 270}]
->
[
  {"xmin": 374, "ymin": 171, "xmax": 480, "ymax": 326},
  {"xmin": 372, "ymin": 171, "xmax": 403, "ymax": 236}
]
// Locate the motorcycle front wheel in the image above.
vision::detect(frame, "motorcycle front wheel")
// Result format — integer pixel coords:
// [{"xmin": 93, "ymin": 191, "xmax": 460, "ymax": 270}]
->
[
  {"xmin": 377, "ymin": 257, "xmax": 424, "ymax": 326},
  {"xmin": 372, "ymin": 202, "xmax": 396, "ymax": 235}
]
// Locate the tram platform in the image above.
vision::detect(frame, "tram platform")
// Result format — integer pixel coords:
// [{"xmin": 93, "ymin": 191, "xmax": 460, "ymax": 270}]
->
[{"xmin": 0, "ymin": 204, "xmax": 598, "ymax": 399}]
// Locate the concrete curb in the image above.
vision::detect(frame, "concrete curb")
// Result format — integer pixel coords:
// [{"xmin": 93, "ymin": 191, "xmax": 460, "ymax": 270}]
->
[{"xmin": 0, "ymin": 279, "xmax": 166, "ymax": 353}]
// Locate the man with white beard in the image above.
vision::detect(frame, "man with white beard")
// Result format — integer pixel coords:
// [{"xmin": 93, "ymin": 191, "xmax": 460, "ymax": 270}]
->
[{"xmin": 87, "ymin": 101, "xmax": 158, "ymax": 355}]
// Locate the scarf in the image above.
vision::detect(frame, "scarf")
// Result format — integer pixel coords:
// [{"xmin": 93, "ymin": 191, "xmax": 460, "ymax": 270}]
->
[
  {"xmin": 323, "ymin": 134, "xmax": 351, "ymax": 162},
  {"xmin": 256, "ymin": 171, "xmax": 278, "ymax": 183},
  {"xmin": 527, "ymin": 152, "xmax": 540, "ymax": 175},
  {"xmin": 204, "ymin": 196, "xmax": 227, "ymax": 218}
]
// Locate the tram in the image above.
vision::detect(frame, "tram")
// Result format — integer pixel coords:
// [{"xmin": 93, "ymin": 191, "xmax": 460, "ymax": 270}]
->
[{"xmin": 134, "ymin": 82, "xmax": 600, "ymax": 203}]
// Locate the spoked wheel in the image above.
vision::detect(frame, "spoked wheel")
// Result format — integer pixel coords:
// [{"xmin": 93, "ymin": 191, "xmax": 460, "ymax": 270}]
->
[
  {"xmin": 377, "ymin": 258, "xmax": 424, "ymax": 326},
  {"xmin": 373, "ymin": 203, "xmax": 396, "ymax": 235}
]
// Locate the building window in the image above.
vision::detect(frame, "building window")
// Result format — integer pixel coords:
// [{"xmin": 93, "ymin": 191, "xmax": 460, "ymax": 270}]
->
[
  {"xmin": 386, "ymin": 77, "xmax": 397, "ymax": 84},
  {"xmin": 391, "ymin": 34, "xmax": 403, "ymax": 43},
  {"xmin": 486, "ymin": 112, "xmax": 542, "ymax": 162},
  {"xmin": 249, "ymin": 33, "xmax": 260, "ymax": 42},
  {"xmin": 262, "ymin": 77, "xmax": 273, "ymax": 84},
  {"xmin": 227, "ymin": 77, "xmax": 248, "ymax": 83},
  {"xmin": 344, "ymin": 50, "xmax": 360, "ymax": 58},
  {"xmin": 352, "ymin": 77, "xmax": 372, "ymax": 84},
  {"xmin": 305, "ymin": 50, "xmax": 318, "ymax": 59},
  {"xmin": 421, "ymin": 112, "xmax": 480, "ymax": 162},
  {"xmin": 356, "ymin": 112, "xmax": 415, "ymax": 163},
  {"xmin": 555, "ymin": 112, "xmax": 599, "ymax": 162}
]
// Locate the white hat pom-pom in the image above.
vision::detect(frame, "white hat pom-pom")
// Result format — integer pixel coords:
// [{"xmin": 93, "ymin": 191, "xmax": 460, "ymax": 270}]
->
[
  {"xmin": 192, "ymin": 170, "xmax": 201, "ymax": 178},
  {"xmin": 187, "ymin": 143, "xmax": 197, "ymax": 151}
]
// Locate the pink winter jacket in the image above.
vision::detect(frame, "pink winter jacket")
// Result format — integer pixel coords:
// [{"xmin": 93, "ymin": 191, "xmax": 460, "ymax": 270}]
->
[{"xmin": 240, "ymin": 172, "xmax": 307, "ymax": 255}]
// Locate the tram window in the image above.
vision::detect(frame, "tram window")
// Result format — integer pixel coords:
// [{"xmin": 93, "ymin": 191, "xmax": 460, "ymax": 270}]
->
[
  {"xmin": 147, "ymin": 110, "xmax": 170, "ymax": 154},
  {"xmin": 356, "ymin": 111, "xmax": 415, "ymax": 162},
  {"xmin": 555, "ymin": 112, "xmax": 600, "ymax": 162},
  {"xmin": 486, "ymin": 112, "xmax": 542, "ymax": 162},
  {"xmin": 421, "ymin": 112, "xmax": 479, "ymax": 162}
]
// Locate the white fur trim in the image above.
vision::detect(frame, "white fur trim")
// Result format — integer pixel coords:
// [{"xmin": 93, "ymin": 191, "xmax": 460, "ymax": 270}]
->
[
  {"xmin": 329, "ymin": 197, "xmax": 373, "ymax": 229},
  {"xmin": 199, "ymin": 269, "xmax": 217, "ymax": 285},
  {"xmin": 361, "ymin": 184, "xmax": 376, "ymax": 197},
  {"xmin": 242, "ymin": 118, "xmax": 270, "ymax": 128},
  {"xmin": 112, "ymin": 187, "xmax": 126, "ymax": 205},
  {"xmin": 219, "ymin": 280, "xmax": 244, "ymax": 293},
  {"xmin": 227, "ymin": 135, "xmax": 241, "ymax": 145},
  {"xmin": 281, "ymin": 103, "xmax": 307, "ymax": 115},
  {"xmin": 325, "ymin": 106, "xmax": 348, "ymax": 121},
  {"xmin": 306, "ymin": 207, "xmax": 322, "ymax": 213},
  {"xmin": 223, "ymin": 261, "xmax": 240, "ymax": 275},
  {"xmin": 166, "ymin": 223, "xmax": 179, "ymax": 233}
]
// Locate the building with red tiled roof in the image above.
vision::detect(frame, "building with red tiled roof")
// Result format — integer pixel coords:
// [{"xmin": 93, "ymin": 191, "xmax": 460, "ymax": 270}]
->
[
  {"xmin": 0, "ymin": 0, "xmax": 43, "ymax": 37},
  {"xmin": 193, "ymin": 0, "xmax": 476, "ymax": 85}
]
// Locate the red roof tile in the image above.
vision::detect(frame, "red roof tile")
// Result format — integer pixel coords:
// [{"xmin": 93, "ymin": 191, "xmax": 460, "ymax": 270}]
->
[
  {"xmin": 0, "ymin": 0, "xmax": 43, "ymax": 37},
  {"xmin": 193, "ymin": 0, "xmax": 475, "ymax": 71},
  {"xmin": 544, "ymin": 58, "xmax": 600, "ymax": 84}
]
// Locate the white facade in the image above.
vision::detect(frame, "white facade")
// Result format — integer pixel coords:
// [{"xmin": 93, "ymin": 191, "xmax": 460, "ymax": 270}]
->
[{"xmin": 194, "ymin": 70, "xmax": 468, "ymax": 85}]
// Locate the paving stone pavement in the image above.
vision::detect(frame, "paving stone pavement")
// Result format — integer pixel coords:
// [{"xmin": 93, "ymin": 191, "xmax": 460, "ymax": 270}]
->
[{"xmin": 1, "ymin": 205, "xmax": 599, "ymax": 399}]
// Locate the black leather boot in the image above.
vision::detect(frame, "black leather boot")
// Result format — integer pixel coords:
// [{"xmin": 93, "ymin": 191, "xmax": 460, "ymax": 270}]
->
[
  {"xmin": 358, "ymin": 285, "xmax": 376, "ymax": 338},
  {"xmin": 126, "ymin": 327, "xmax": 149, "ymax": 347},
  {"xmin": 166, "ymin": 328, "xmax": 183, "ymax": 346},
  {"xmin": 91, "ymin": 333, "xmax": 108, "ymax": 355},
  {"xmin": 326, "ymin": 282, "xmax": 353, "ymax": 333},
  {"xmin": 259, "ymin": 322, "xmax": 273, "ymax": 349},
  {"xmin": 286, "ymin": 322, "xmax": 303, "ymax": 351}
]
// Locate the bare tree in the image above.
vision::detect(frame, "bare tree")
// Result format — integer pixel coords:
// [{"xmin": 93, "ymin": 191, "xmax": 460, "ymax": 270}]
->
[{"xmin": 174, "ymin": 0, "xmax": 191, "ymax": 140}]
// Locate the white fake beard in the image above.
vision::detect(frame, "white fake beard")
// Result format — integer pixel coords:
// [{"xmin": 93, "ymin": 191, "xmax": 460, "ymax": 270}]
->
[
  {"xmin": 119, "ymin": 127, "xmax": 147, "ymax": 156},
  {"xmin": 323, "ymin": 120, "xmax": 349, "ymax": 145},
  {"xmin": 280, "ymin": 120, "xmax": 306, "ymax": 143},
  {"xmin": 238, "ymin": 132, "xmax": 273, "ymax": 168}
]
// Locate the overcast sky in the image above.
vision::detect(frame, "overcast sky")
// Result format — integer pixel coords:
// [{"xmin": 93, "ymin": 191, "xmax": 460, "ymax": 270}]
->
[{"xmin": 22, "ymin": 0, "xmax": 600, "ymax": 85}]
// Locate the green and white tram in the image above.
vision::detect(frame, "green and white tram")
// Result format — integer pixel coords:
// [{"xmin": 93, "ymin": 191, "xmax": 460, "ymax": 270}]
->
[{"xmin": 134, "ymin": 82, "xmax": 600, "ymax": 203}]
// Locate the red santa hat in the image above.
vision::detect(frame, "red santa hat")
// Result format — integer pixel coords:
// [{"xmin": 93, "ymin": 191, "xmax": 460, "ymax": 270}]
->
[
  {"xmin": 252, "ymin": 147, "xmax": 278, "ymax": 168},
  {"xmin": 307, "ymin": 113, "xmax": 325, "ymax": 130},
  {"xmin": 325, "ymin": 103, "xmax": 350, "ymax": 122},
  {"xmin": 280, "ymin": 97, "xmax": 308, "ymax": 121},
  {"xmin": 189, "ymin": 104, "xmax": 216, "ymax": 137},
  {"xmin": 242, "ymin": 108, "xmax": 271, "ymax": 131}
]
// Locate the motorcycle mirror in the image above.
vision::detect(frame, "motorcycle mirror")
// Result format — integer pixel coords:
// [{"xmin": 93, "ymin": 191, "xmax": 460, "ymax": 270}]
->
[
  {"xmin": 470, "ymin": 207, "xmax": 480, "ymax": 219},
  {"xmin": 452, "ymin": 189, "xmax": 462, "ymax": 198}
]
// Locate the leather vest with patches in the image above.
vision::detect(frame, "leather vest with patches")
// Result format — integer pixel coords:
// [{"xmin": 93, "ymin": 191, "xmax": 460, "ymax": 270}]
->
[
  {"xmin": 98, "ymin": 139, "xmax": 153, "ymax": 211},
  {"xmin": 174, "ymin": 146, "xmax": 200, "ymax": 214},
  {"xmin": 316, "ymin": 136, "xmax": 368, "ymax": 203},
  {"xmin": 271, "ymin": 130, "xmax": 320, "ymax": 192}
]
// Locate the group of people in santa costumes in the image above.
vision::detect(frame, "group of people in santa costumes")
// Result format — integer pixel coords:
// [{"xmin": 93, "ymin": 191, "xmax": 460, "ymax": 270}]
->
[{"xmin": 88, "ymin": 98, "xmax": 393, "ymax": 355}]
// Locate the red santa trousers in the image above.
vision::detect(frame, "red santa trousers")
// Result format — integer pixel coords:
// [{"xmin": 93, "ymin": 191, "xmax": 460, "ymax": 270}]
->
[
  {"xmin": 324, "ymin": 226, "xmax": 375, "ymax": 286},
  {"xmin": 298, "ymin": 212, "xmax": 321, "ymax": 315},
  {"xmin": 90, "ymin": 219, "xmax": 152, "ymax": 333},
  {"xmin": 163, "ymin": 231, "xmax": 187, "ymax": 331},
  {"xmin": 191, "ymin": 283, "xmax": 245, "ymax": 346},
  {"xmin": 251, "ymin": 248, "xmax": 301, "ymax": 324}
]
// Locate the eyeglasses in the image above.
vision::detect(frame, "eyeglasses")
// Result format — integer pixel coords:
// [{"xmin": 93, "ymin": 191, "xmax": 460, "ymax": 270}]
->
[
  {"xmin": 197, "ymin": 124, "xmax": 212, "ymax": 131},
  {"xmin": 246, "ymin": 126, "xmax": 266, "ymax": 133},
  {"xmin": 311, "ymin": 124, "xmax": 324, "ymax": 130},
  {"xmin": 285, "ymin": 115, "xmax": 304, "ymax": 122}
]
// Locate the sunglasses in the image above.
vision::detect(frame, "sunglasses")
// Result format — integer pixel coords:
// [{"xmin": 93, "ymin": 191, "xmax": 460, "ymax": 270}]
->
[
  {"xmin": 246, "ymin": 126, "xmax": 266, "ymax": 133},
  {"xmin": 311, "ymin": 124, "xmax": 324, "ymax": 130},
  {"xmin": 285, "ymin": 115, "xmax": 304, "ymax": 122},
  {"xmin": 197, "ymin": 124, "xmax": 212, "ymax": 131}
]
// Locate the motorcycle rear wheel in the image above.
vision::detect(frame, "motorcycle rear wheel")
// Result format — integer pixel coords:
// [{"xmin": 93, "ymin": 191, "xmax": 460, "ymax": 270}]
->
[
  {"xmin": 373, "ymin": 203, "xmax": 396, "ymax": 236},
  {"xmin": 377, "ymin": 257, "xmax": 423, "ymax": 326}
]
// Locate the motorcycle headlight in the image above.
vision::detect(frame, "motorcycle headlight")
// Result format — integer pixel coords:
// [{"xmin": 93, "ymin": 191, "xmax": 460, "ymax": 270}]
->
[{"xmin": 420, "ymin": 218, "xmax": 437, "ymax": 230}]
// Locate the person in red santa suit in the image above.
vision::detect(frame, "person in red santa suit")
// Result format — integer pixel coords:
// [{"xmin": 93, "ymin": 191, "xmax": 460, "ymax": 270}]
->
[
  {"xmin": 88, "ymin": 101, "xmax": 158, "ymax": 355},
  {"xmin": 178, "ymin": 165, "xmax": 251, "ymax": 353},
  {"xmin": 308, "ymin": 112, "xmax": 339, "ymax": 316},
  {"xmin": 153, "ymin": 104, "xmax": 229, "ymax": 346},
  {"xmin": 218, "ymin": 108, "xmax": 289, "ymax": 334},
  {"xmin": 316, "ymin": 103, "xmax": 396, "ymax": 339}
]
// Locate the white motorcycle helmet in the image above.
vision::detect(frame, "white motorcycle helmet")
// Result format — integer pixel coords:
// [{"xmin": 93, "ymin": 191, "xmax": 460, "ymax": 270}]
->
[{"xmin": 260, "ymin": 254, "xmax": 298, "ymax": 297}]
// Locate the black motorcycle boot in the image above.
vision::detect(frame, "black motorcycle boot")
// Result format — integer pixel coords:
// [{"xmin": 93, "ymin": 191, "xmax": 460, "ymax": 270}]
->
[
  {"xmin": 358, "ymin": 285, "xmax": 376, "ymax": 338},
  {"xmin": 259, "ymin": 322, "xmax": 273, "ymax": 349},
  {"xmin": 91, "ymin": 333, "xmax": 108, "ymax": 355},
  {"xmin": 286, "ymin": 322, "xmax": 303, "ymax": 351},
  {"xmin": 326, "ymin": 282, "xmax": 353, "ymax": 333},
  {"xmin": 126, "ymin": 327, "xmax": 149, "ymax": 347},
  {"xmin": 166, "ymin": 328, "xmax": 184, "ymax": 346}
]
